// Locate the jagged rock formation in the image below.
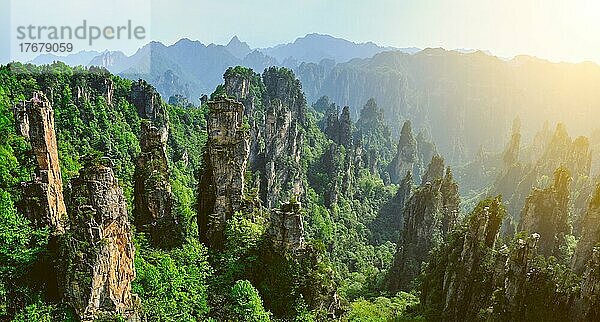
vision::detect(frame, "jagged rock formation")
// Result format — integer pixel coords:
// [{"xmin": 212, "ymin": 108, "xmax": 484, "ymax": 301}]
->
[
  {"xmin": 223, "ymin": 67, "xmax": 305, "ymax": 208},
  {"xmin": 262, "ymin": 67, "xmax": 306, "ymax": 126},
  {"xmin": 388, "ymin": 121, "xmax": 420, "ymax": 184},
  {"xmin": 267, "ymin": 201, "xmax": 305, "ymax": 252},
  {"xmin": 501, "ymin": 232, "xmax": 540, "ymax": 318},
  {"xmin": 421, "ymin": 154, "xmax": 445, "ymax": 185},
  {"xmin": 396, "ymin": 171, "xmax": 414, "ymax": 211},
  {"xmin": 572, "ymin": 183, "xmax": 600, "ymax": 273},
  {"xmin": 324, "ymin": 105, "xmax": 352, "ymax": 148},
  {"xmin": 518, "ymin": 166, "xmax": 572, "ymax": 257},
  {"xmin": 494, "ymin": 122, "xmax": 592, "ymax": 230},
  {"xmin": 258, "ymin": 201, "xmax": 341, "ymax": 319},
  {"xmin": 386, "ymin": 156, "xmax": 460, "ymax": 292},
  {"xmin": 503, "ymin": 117, "xmax": 521, "ymax": 168},
  {"xmin": 537, "ymin": 124, "xmax": 591, "ymax": 180},
  {"xmin": 134, "ymin": 121, "xmax": 182, "ymax": 248},
  {"xmin": 130, "ymin": 80, "xmax": 167, "ymax": 125},
  {"xmin": 321, "ymin": 143, "xmax": 345, "ymax": 207},
  {"xmin": 197, "ymin": 98, "xmax": 250, "ymax": 248},
  {"xmin": 260, "ymin": 98, "xmax": 303, "ymax": 207},
  {"xmin": 578, "ymin": 247, "xmax": 600, "ymax": 320},
  {"xmin": 130, "ymin": 80, "xmax": 181, "ymax": 248},
  {"xmin": 63, "ymin": 161, "xmax": 138, "ymax": 321},
  {"xmin": 14, "ymin": 91, "xmax": 67, "ymax": 234},
  {"xmin": 421, "ymin": 198, "xmax": 505, "ymax": 321},
  {"xmin": 224, "ymin": 67, "xmax": 256, "ymax": 115},
  {"xmin": 415, "ymin": 130, "xmax": 437, "ymax": 174},
  {"xmin": 73, "ymin": 71, "xmax": 115, "ymax": 106},
  {"xmin": 355, "ymin": 98, "xmax": 394, "ymax": 178}
]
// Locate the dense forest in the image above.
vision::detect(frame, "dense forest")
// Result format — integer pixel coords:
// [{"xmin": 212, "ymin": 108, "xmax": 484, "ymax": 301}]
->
[{"xmin": 1, "ymin": 62, "xmax": 600, "ymax": 322}]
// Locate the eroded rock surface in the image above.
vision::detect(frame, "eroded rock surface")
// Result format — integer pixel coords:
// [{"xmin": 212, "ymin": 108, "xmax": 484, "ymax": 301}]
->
[
  {"xmin": 197, "ymin": 98, "xmax": 250, "ymax": 248},
  {"xmin": 386, "ymin": 156, "xmax": 460, "ymax": 292},
  {"xmin": 518, "ymin": 166, "xmax": 571, "ymax": 257},
  {"xmin": 15, "ymin": 91, "xmax": 67, "ymax": 234},
  {"xmin": 268, "ymin": 201, "xmax": 305, "ymax": 252},
  {"xmin": 572, "ymin": 184, "xmax": 600, "ymax": 273},
  {"xmin": 64, "ymin": 161, "xmax": 138, "ymax": 321},
  {"xmin": 134, "ymin": 121, "xmax": 182, "ymax": 248},
  {"xmin": 388, "ymin": 121, "xmax": 420, "ymax": 184}
]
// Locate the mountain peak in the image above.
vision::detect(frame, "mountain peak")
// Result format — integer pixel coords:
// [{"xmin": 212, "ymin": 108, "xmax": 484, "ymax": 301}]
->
[
  {"xmin": 227, "ymin": 35, "xmax": 241, "ymax": 45},
  {"xmin": 225, "ymin": 35, "xmax": 251, "ymax": 59}
]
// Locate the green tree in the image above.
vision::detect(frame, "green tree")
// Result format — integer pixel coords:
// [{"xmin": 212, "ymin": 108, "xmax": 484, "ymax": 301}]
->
[{"xmin": 229, "ymin": 280, "xmax": 271, "ymax": 322}]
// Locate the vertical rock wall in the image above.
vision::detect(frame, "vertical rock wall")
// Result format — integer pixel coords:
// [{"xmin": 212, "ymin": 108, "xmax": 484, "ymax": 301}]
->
[
  {"xmin": 197, "ymin": 98, "xmax": 250, "ymax": 248},
  {"xmin": 15, "ymin": 91, "xmax": 67, "ymax": 234}
]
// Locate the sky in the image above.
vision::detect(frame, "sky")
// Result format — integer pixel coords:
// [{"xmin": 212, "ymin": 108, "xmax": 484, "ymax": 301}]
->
[{"xmin": 1, "ymin": 0, "xmax": 600, "ymax": 64}]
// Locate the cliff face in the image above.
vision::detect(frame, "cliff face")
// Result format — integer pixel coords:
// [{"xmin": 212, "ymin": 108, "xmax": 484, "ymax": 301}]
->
[
  {"xmin": 130, "ymin": 80, "xmax": 167, "ymax": 124},
  {"xmin": 224, "ymin": 67, "xmax": 305, "ymax": 208},
  {"xmin": 267, "ymin": 201, "xmax": 305, "ymax": 252},
  {"xmin": 130, "ymin": 81, "xmax": 182, "ymax": 248},
  {"xmin": 518, "ymin": 166, "xmax": 571, "ymax": 257},
  {"xmin": 197, "ymin": 98, "xmax": 250, "ymax": 248},
  {"xmin": 578, "ymin": 247, "xmax": 600, "ymax": 320},
  {"xmin": 501, "ymin": 232, "xmax": 540, "ymax": 317},
  {"xmin": 572, "ymin": 184, "xmax": 600, "ymax": 273},
  {"xmin": 503, "ymin": 117, "xmax": 521, "ymax": 168},
  {"xmin": 134, "ymin": 121, "xmax": 182, "ymax": 248},
  {"xmin": 421, "ymin": 154, "xmax": 445, "ymax": 185},
  {"xmin": 324, "ymin": 105, "xmax": 353, "ymax": 148},
  {"xmin": 15, "ymin": 91, "xmax": 67, "ymax": 234},
  {"xmin": 388, "ymin": 121, "xmax": 420, "ymax": 184},
  {"xmin": 63, "ymin": 161, "xmax": 138, "ymax": 321},
  {"xmin": 421, "ymin": 198, "xmax": 505, "ymax": 321},
  {"xmin": 440, "ymin": 199, "xmax": 504, "ymax": 319},
  {"xmin": 260, "ymin": 98, "xmax": 303, "ymax": 207},
  {"xmin": 386, "ymin": 156, "xmax": 460, "ymax": 292}
]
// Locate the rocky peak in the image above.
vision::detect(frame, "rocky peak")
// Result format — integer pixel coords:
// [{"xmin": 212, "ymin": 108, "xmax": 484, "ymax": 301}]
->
[
  {"xmin": 502, "ymin": 232, "xmax": 540, "ymax": 317},
  {"xmin": 226, "ymin": 35, "xmax": 252, "ymax": 59},
  {"xmin": 518, "ymin": 166, "xmax": 572, "ymax": 256},
  {"xmin": 394, "ymin": 171, "xmax": 414, "ymax": 209},
  {"xmin": 134, "ymin": 120, "xmax": 181, "ymax": 248},
  {"xmin": 15, "ymin": 91, "xmax": 67, "ymax": 234},
  {"xmin": 572, "ymin": 183, "xmax": 600, "ymax": 273},
  {"xmin": 503, "ymin": 117, "xmax": 521, "ymax": 167},
  {"xmin": 421, "ymin": 198, "xmax": 505, "ymax": 320},
  {"xmin": 440, "ymin": 167, "xmax": 460, "ymax": 235},
  {"xmin": 578, "ymin": 246, "xmax": 600, "ymax": 320},
  {"xmin": 63, "ymin": 160, "xmax": 138, "ymax": 321},
  {"xmin": 268, "ymin": 201, "xmax": 305, "ymax": 252},
  {"xmin": 416, "ymin": 130, "xmax": 437, "ymax": 170},
  {"xmin": 224, "ymin": 66, "xmax": 255, "ymax": 101},
  {"xmin": 324, "ymin": 104, "xmax": 353, "ymax": 148},
  {"xmin": 130, "ymin": 79, "xmax": 167, "ymax": 126},
  {"xmin": 386, "ymin": 161, "xmax": 460, "ymax": 292},
  {"xmin": 339, "ymin": 106, "xmax": 352, "ymax": 147},
  {"xmin": 259, "ymin": 97, "xmax": 304, "ymax": 207},
  {"xmin": 537, "ymin": 123, "xmax": 591, "ymax": 181},
  {"xmin": 388, "ymin": 120, "xmax": 419, "ymax": 184},
  {"xmin": 421, "ymin": 154, "xmax": 445, "ymax": 185},
  {"xmin": 198, "ymin": 98, "xmax": 250, "ymax": 248},
  {"xmin": 262, "ymin": 67, "xmax": 306, "ymax": 125}
]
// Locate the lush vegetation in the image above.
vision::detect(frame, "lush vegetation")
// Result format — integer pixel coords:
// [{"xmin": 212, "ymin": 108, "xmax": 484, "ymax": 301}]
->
[{"xmin": 1, "ymin": 61, "xmax": 598, "ymax": 322}]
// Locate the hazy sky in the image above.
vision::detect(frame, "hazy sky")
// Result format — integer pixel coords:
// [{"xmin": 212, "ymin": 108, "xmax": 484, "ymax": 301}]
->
[{"xmin": 2, "ymin": 0, "xmax": 600, "ymax": 64}]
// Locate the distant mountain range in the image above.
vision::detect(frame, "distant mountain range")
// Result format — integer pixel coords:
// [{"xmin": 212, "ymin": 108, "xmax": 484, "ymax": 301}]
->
[
  {"xmin": 29, "ymin": 33, "xmax": 417, "ymax": 100},
  {"xmin": 28, "ymin": 34, "xmax": 600, "ymax": 165}
]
